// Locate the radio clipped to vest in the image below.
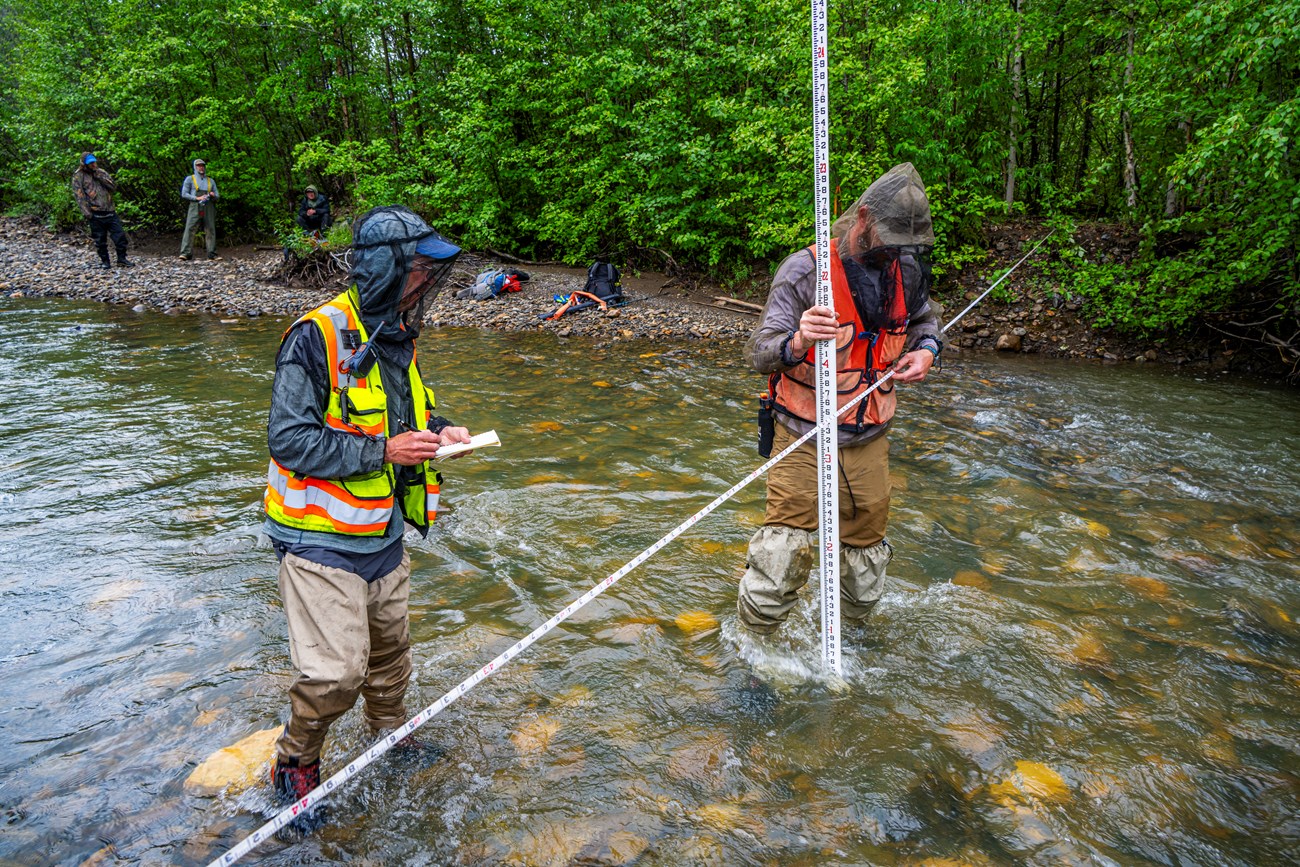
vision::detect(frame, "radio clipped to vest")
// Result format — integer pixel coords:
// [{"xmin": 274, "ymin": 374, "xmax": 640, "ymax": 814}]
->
[
  {"xmin": 757, "ymin": 392, "xmax": 775, "ymax": 458},
  {"xmin": 339, "ymin": 321, "xmax": 383, "ymax": 378}
]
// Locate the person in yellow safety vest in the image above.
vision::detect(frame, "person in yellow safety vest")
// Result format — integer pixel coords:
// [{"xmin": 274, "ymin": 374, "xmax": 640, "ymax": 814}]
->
[
  {"xmin": 738, "ymin": 163, "xmax": 943, "ymax": 635},
  {"xmin": 178, "ymin": 158, "xmax": 220, "ymax": 260},
  {"xmin": 262, "ymin": 205, "xmax": 474, "ymax": 832}
]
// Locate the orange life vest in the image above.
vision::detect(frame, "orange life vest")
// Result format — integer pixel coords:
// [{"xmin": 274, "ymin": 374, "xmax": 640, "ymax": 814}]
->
[{"xmin": 771, "ymin": 240, "xmax": 909, "ymax": 431}]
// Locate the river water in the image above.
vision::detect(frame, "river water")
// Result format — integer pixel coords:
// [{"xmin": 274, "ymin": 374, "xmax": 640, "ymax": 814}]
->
[{"xmin": 1, "ymin": 296, "xmax": 1297, "ymax": 866}]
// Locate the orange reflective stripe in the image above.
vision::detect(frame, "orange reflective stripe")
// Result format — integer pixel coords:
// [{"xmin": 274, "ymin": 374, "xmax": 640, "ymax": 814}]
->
[
  {"xmin": 326, "ymin": 414, "xmax": 384, "ymax": 436},
  {"xmin": 425, "ymin": 479, "xmax": 440, "ymax": 519},
  {"xmin": 266, "ymin": 487, "xmax": 389, "ymax": 534},
  {"xmin": 266, "ymin": 461, "xmax": 393, "ymax": 534},
  {"xmin": 280, "ymin": 470, "xmax": 389, "ymax": 512}
]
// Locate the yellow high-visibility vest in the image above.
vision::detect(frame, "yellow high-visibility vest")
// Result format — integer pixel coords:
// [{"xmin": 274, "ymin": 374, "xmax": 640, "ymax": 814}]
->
[{"xmin": 264, "ymin": 287, "xmax": 440, "ymax": 536}]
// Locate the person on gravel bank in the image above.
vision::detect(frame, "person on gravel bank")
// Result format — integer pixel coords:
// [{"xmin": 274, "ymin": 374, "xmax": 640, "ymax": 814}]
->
[
  {"xmin": 737, "ymin": 163, "xmax": 943, "ymax": 635},
  {"xmin": 72, "ymin": 153, "xmax": 131, "ymax": 270},
  {"xmin": 262, "ymin": 205, "xmax": 473, "ymax": 831},
  {"xmin": 178, "ymin": 158, "xmax": 220, "ymax": 260}
]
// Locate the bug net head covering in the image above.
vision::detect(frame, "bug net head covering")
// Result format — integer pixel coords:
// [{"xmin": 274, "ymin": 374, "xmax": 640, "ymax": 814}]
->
[
  {"xmin": 350, "ymin": 205, "xmax": 460, "ymax": 339},
  {"xmin": 832, "ymin": 162, "xmax": 934, "ymax": 256},
  {"xmin": 831, "ymin": 164, "xmax": 935, "ymax": 331}
]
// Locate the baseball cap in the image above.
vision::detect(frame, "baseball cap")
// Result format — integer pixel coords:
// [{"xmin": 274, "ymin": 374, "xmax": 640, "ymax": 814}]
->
[{"xmin": 414, "ymin": 233, "xmax": 461, "ymax": 261}]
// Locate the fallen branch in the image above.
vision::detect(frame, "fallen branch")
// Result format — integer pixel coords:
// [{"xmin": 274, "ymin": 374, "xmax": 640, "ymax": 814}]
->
[
  {"xmin": 713, "ymin": 295, "xmax": 765, "ymax": 313},
  {"xmin": 485, "ymin": 248, "xmax": 559, "ymax": 267}
]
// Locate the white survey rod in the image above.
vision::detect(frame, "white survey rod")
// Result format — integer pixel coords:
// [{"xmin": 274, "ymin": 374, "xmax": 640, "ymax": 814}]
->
[{"xmin": 809, "ymin": 0, "xmax": 840, "ymax": 674}]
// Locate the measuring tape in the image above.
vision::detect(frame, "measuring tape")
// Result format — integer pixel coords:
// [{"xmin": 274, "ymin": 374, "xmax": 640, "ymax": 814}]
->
[
  {"xmin": 209, "ymin": 381, "xmax": 883, "ymax": 867},
  {"xmin": 209, "ymin": 231, "xmax": 1056, "ymax": 867},
  {"xmin": 809, "ymin": 0, "xmax": 840, "ymax": 675}
]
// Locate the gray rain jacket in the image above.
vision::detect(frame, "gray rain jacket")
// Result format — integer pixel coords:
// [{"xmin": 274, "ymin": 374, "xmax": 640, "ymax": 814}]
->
[
  {"xmin": 263, "ymin": 206, "xmax": 455, "ymax": 554},
  {"xmin": 180, "ymin": 161, "xmax": 219, "ymax": 201},
  {"xmin": 745, "ymin": 164, "xmax": 943, "ymax": 446}
]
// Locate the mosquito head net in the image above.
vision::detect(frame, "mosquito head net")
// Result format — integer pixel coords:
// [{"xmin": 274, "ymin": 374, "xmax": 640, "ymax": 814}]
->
[
  {"xmin": 350, "ymin": 205, "xmax": 460, "ymax": 338},
  {"xmin": 832, "ymin": 163, "xmax": 934, "ymax": 258}
]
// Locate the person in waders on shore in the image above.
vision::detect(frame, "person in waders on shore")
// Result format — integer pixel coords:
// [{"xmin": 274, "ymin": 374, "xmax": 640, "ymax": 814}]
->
[
  {"xmin": 262, "ymin": 205, "xmax": 472, "ymax": 833},
  {"xmin": 178, "ymin": 158, "xmax": 219, "ymax": 260},
  {"xmin": 738, "ymin": 163, "xmax": 943, "ymax": 635}
]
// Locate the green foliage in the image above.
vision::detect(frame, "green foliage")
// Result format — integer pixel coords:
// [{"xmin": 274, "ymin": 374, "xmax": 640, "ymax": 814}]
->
[
  {"xmin": 0, "ymin": 0, "xmax": 1292, "ymax": 334},
  {"xmin": 928, "ymin": 184, "xmax": 1006, "ymax": 279},
  {"xmin": 293, "ymin": 138, "xmax": 414, "ymax": 213},
  {"xmin": 281, "ymin": 218, "xmax": 353, "ymax": 260}
]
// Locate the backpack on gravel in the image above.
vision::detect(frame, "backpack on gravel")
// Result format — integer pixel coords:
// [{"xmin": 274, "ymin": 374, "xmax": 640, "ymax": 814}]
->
[{"xmin": 583, "ymin": 261, "xmax": 622, "ymax": 303}]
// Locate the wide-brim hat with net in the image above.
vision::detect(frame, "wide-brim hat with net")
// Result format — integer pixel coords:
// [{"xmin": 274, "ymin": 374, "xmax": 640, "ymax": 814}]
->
[
  {"xmin": 832, "ymin": 162, "xmax": 934, "ymax": 254},
  {"xmin": 350, "ymin": 205, "xmax": 461, "ymax": 334}
]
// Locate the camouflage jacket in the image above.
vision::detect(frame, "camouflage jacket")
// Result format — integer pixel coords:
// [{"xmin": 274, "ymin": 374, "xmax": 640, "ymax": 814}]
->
[{"xmin": 72, "ymin": 167, "xmax": 118, "ymax": 218}]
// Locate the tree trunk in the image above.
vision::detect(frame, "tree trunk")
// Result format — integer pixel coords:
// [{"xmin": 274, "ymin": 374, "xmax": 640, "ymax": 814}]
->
[
  {"xmin": 380, "ymin": 26, "xmax": 401, "ymax": 149},
  {"xmin": 1005, "ymin": 0, "xmax": 1023, "ymax": 208},
  {"xmin": 1050, "ymin": 34, "xmax": 1063, "ymax": 186},
  {"xmin": 335, "ymin": 54, "xmax": 352, "ymax": 139},
  {"xmin": 1076, "ymin": 45, "xmax": 1098, "ymax": 189},
  {"xmin": 402, "ymin": 12, "xmax": 426, "ymax": 141},
  {"xmin": 1165, "ymin": 119, "xmax": 1191, "ymax": 216},
  {"xmin": 1028, "ymin": 53, "xmax": 1042, "ymax": 181},
  {"xmin": 1121, "ymin": 20, "xmax": 1138, "ymax": 210}
]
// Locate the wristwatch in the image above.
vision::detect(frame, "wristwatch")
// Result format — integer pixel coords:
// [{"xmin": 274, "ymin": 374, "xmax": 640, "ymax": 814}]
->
[{"xmin": 779, "ymin": 330, "xmax": 799, "ymax": 365}]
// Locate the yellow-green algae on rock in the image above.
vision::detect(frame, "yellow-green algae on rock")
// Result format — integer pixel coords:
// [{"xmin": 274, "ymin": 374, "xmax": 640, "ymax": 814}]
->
[{"xmin": 184, "ymin": 726, "xmax": 280, "ymax": 795}]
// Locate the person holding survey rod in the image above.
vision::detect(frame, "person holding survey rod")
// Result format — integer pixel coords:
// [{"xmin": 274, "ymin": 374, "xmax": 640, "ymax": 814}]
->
[
  {"xmin": 738, "ymin": 163, "xmax": 942, "ymax": 637},
  {"xmin": 260, "ymin": 205, "xmax": 480, "ymax": 833}
]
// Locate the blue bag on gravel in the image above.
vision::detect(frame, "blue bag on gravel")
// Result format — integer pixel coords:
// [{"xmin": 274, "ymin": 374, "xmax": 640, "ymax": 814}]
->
[{"xmin": 458, "ymin": 268, "xmax": 522, "ymax": 300}]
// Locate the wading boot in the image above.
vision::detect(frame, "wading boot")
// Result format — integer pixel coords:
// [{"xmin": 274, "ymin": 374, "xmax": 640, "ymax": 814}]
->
[
  {"xmin": 270, "ymin": 757, "xmax": 329, "ymax": 837},
  {"xmin": 735, "ymin": 672, "xmax": 779, "ymax": 722},
  {"xmin": 373, "ymin": 728, "xmax": 448, "ymax": 770}
]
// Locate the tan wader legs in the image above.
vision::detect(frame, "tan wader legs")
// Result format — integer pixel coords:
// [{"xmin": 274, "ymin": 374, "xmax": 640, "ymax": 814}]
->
[
  {"xmin": 840, "ymin": 539, "xmax": 892, "ymax": 621},
  {"xmin": 274, "ymin": 551, "xmax": 413, "ymax": 764},
  {"xmin": 737, "ymin": 525, "xmax": 816, "ymax": 633},
  {"xmin": 736, "ymin": 423, "xmax": 893, "ymax": 634},
  {"xmin": 737, "ymin": 531, "xmax": 893, "ymax": 633},
  {"xmin": 179, "ymin": 202, "xmax": 216, "ymax": 257}
]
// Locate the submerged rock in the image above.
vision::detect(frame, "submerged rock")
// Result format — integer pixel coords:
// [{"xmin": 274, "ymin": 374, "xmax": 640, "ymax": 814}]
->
[
  {"xmin": 989, "ymin": 760, "xmax": 1072, "ymax": 806},
  {"xmin": 952, "ymin": 570, "xmax": 992, "ymax": 591},
  {"xmin": 184, "ymin": 726, "xmax": 280, "ymax": 795},
  {"xmin": 510, "ymin": 715, "xmax": 561, "ymax": 756},
  {"xmin": 673, "ymin": 610, "xmax": 719, "ymax": 635}
]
